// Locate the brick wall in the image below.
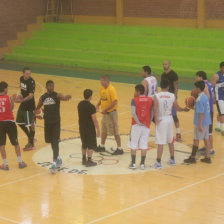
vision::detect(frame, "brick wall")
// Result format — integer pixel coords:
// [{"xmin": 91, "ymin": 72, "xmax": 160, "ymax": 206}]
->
[
  {"xmin": 0, "ymin": 0, "xmax": 45, "ymax": 48},
  {"xmin": 123, "ymin": 0, "xmax": 197, "ymax": 19},
  {"xmin": 205, "ymin": 0, "xmax": 224, "ymax": 19}
]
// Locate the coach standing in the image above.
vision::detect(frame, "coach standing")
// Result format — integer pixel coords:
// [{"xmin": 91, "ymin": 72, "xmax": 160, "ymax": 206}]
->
[
  {"xmin": 96, "ymin": 75, "xmax": 123, "ymax": 155},
  {"xmin": 161, "ymin": 60, "xmax": 182, "ymax": 142}
]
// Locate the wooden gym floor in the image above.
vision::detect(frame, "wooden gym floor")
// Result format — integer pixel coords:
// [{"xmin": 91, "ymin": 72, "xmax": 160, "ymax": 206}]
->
[{"xmin": 0, "ymin": 69, "xmax": 224, "ymax": 224}]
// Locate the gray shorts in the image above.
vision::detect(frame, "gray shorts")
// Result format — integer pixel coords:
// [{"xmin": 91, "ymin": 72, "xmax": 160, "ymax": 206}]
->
[{"xmin": 194, "ymin": 125, "xmax": 209, "ymax": 140}]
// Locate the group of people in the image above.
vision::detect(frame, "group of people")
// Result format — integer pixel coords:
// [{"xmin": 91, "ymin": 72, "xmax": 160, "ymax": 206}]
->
[{"xmin": 0, "ymin": 61, "xmax": 224, "ymax": 172}]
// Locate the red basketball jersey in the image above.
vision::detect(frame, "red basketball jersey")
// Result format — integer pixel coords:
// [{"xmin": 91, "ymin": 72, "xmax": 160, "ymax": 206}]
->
[
  {"xmin": 131, "ymin": 96, "xmax": 152, "ymax": 128},
  {"xmin": 0, "ymin": 95, "xmax": 14, "ymax": 121}
]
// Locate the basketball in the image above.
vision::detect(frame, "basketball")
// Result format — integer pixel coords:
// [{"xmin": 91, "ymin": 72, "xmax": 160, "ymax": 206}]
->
[
  {"xmin": 35, "ymin": 109, "xmax": 44, "ymax": 120},
  {"xmin": 191, "ymin": 88, "xmax": 198, "ymax": 99},
  {"xmin": 185, "ymin": 96, "xmax": 195, "ymax": 109},
  {"xmin": 12, "ymin": 93, "xmax": 23, "ymax": 102}
]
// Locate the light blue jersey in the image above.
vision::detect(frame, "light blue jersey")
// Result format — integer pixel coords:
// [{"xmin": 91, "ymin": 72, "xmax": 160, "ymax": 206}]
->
[{"xmin": 194, "ymin": 92, "xmax": 211, "ymax": 127}]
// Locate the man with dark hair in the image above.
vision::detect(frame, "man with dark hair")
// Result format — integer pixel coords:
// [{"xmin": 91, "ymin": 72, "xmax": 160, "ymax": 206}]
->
[
  {"xmin": 211, "ymin": 62, "xmax": 224, "ymax": 136},
  {"xmin": 195, "ymin": 71, "xmax": 215, "ymax": 155},
  {"xmin": 14, "ymin": 67, "xmax": 36, "ymax": 151},
  {"xmin": 153, "ymin": 79, "xmax": 188, "ymax": 168},
  {"xmin": 184, "ymin": 81, "xmax": 212, "ymax": 164},
  {"xmin": 78, "ymin": 89, "xmax": 100, "ymax": 167},
  {"xmin": 141, "ymin": 65, "xmax": 157, "ymax": 98},
  {"xmin": 96, "ymin": 75, "xmax": 123, "ymax": 155},
  {"xmin": 34, "ymin": 80, "xmax": 72, "ymax": 173},
  {"xmin": 161, "ymin": 60, "xmax": 182, "ymax": 141},
  {"xmin": 128, "ymin": 84, "xmax": 153, "ymax": 170},
  {"xmin": 0, "ymin": 81, "xmax": 27, "ymax": 170}
]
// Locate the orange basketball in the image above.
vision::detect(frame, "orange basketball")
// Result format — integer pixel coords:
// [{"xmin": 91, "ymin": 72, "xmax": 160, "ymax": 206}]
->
[
  {"xmin": 191, "ymin": 88, "xmax": 198, "ymax": 99},
  {"xmin": 12, "ymin": 93, "xmax": 23, "ymax": 102},
  {"xmin": 185, "ymin": 96, "xmax": 195, "ymax": 109},
  {"xmin": 35, "ymin": 109, "xmax": 44, "ymax": 120}
]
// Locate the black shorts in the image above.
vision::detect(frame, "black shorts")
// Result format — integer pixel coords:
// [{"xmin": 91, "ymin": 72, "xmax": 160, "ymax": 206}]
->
[
  {"xmin": 44, "ymin": 122, "xmax": 60, "ymax": 143},
  {"xmin": 0, "ymin": 121, "xmax": 19, "ymax": 146},
  {"xmin": 80, "ymin": 128, "xmax": 97, "ymax": 150},
  {"xmin": 209, "ymin": 111, "xmax": 214, "ymax": 134}
]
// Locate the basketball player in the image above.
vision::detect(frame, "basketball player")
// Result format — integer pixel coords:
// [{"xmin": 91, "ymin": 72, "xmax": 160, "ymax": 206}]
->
[
  {"xmin": 211, "ymin": 62, "xmax": 224, "ymax": 136},
  {"xmin": 161, "ymin": 60, "xmax": 182, "ymax": 142},
  {"xmin": 14, "ymin": 67, "xmax": 36, "ymax": 151},
  {"xmin": 153, "ymin": 79, "xmax": 188, "ymax": 168},
  {"xmin": 141, "ymin": 65, "xmax": 158, "ymax": 98},
  {"xmin": 34, "ymin": 80, "xmax": 72, "ymax": 173},
  {"xmin": 78, "ymin": 89, "xmax": 100, "ymax": 167},
  {"xmin": 0, "ymin": 81, "xmax": 27, "ymax": 170},
  {"xmin": 184, "ymin": 81, "xmax": 212, "ymax": 164},
  {"xmin": 128, "ymin": 84, "xmax": 153, "ymax": 170},
  {"xmin": 96, "ymin": 75, "xmax": 123, "ymax": 155},
  {"xmin": 195, "ymin": 71, "xmax": 215, "ymax": 155}
]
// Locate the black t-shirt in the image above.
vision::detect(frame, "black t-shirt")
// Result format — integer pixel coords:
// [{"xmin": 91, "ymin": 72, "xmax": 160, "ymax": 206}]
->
[
  {"xmin": 161, "ymin": 70, "xmax": 178, "ymax": 94},
  {"xmin": 19, "ymin": 76, "xmax": 36, "ymax": 111},
  {"xmin": 41, "ymin": 92, "xmax": 60, "ymax": 124},
  {"xmin": 78, "ymin": 100, "xmax": 96, "ymax": 130}
]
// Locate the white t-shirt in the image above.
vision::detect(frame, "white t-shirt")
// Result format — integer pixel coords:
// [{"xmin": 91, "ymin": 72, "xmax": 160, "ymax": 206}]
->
[
  {"xmin": 155, "ymin": 91, "xmax": 175, "ymax": 120},
  {"xmin": 145, "ymin": 76, "xmax": 158, "ymax": 98}
]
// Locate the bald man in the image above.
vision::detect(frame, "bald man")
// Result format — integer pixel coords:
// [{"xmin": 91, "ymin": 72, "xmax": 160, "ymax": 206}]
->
[{"xmin": 161, "ymin": 60, "xmax": 182, "ymax": 142}]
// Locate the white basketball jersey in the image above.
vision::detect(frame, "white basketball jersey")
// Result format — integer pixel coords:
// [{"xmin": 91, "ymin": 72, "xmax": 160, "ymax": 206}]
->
[
  {"xmin": 145, "ymin": 76, "xmax": 158, "ymax": 98},
  {"xmin": 155, "ymin": 91, "xmax": 175, "ymax": 119}
]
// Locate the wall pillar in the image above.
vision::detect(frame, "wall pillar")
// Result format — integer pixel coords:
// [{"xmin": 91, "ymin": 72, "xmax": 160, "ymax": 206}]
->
[
  {"xmin": 116, "ymin": 0, "xmax": 123, "ymax": 24},
  {"xmin": 197, "ymin": 0, "xmax": 205, "ymax": 28}
]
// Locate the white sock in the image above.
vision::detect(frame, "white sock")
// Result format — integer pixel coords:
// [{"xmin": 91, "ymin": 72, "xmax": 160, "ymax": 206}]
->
[
  {"xmin": 176, "ymin": 128, "xmax": 180, "ymax": 134},
  {"xmin": 57, "ymin": 155, "xmax": 61, "ymax": 160},
  {"xmin": 53, "ymin": 162, "xmax": 56, "ymax": 166},
  {"xmin": 3, "ymin": 159, "xmax": 8, "ymax": 166},
  {"xmin": 117, "ymin": 147, "xmax": 122, "ymax": 150},
  {"xmin": 17, "ymin": 156, "xmax": 22, "ymax": 163},
  {"xmin": 221, "ymin": 123, "xmax": 224, "ymax": 130},
  {"xmin": 217, "ymin": 121, "xmax": 220, "ymax": 128},
  {"xmin": 210, "ymin": 148, "xmax": 214, "ymax": 152},
  {"xmin": 100, "ymin": 144, "xmax": 105, "ymax": 147}
]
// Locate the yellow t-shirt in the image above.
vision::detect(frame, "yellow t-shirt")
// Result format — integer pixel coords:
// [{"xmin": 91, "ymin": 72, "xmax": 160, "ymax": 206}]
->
[{"xmin": 100, "ymin": 84, "xmax": 118, "ymax": 112}]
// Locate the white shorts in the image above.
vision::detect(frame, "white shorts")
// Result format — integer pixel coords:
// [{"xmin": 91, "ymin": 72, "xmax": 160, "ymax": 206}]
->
[
  {"xmin": 216, "ymin": 100, "xmax": 224, "ymax": 115},
  {"xmin": 128, "ymin": 124, "xmax": 150, "ymax": 150},
  {"xmin": 156, "ymin": 116, "xmax": 174, "ymax": 145}
]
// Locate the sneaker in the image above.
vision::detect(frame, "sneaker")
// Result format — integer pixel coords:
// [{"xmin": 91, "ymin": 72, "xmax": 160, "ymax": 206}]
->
[
  {"xmin": 153, "ymin": 162, "xmax": 162, "ymax": 169},
  {"xmin": 221, "ymin": 130, "xmax": 224, "ymax": 136},
  {"xmin": 184, "ymin": 156, "xmax": 196, "ymax": 164},
  {"xmin": 140, "ymin": 163, "xmax": 145, "ymax": 170},
  {"xmin": 86, "ymin": 160, "xmax": 97, "ymax": 167},
  {"xmin": 170, "ymin": 159, "xmax": 176, "ymax": 166},
  {"xmin": 200, "ymin": 157, "xmax": 212, "ymax": 164},
  {"xmin": 0, "ymin": 164, "xmax": 9, "ymax": 170},
  {"xmin": 96, "ymin": 145, "xmax": 105, "ymax": 152},
  {"xmin": 215, "ymin": 127, "xmax": 222, "ymax": 132},
  {"xmin": 129, "ymin": 163, "xmax": 136, "ymax": 169},
  {"xmin": 56, "ymin": 158, "xmax": 62, "ymax": 168},
  {"xmin": 112, "ymin": 148, "xmax": 124, "ymax": 155},
  {"xmin": 50, "ymin": 163, "xmax": 57, "ymax": 174},
  {"xmin": 176, "ymin": 134, "xmax": 183, "ymax": 142},
  {"xmin": 23, "ymin": 143, "xmax": 35, "ymax": 151},
  {"xmin": 18, "ymin": 162, "xmax": 27, "ymax": 169},
  {"xmin": 201, "ymin": 149, "xmax": 215, "ymax": 156}
]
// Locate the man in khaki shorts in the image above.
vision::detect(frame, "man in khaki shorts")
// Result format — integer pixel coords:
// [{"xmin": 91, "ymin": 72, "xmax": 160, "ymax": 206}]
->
[{"xmin": 96, "ymin": 75, "xmax": 123, "ymax": 155}]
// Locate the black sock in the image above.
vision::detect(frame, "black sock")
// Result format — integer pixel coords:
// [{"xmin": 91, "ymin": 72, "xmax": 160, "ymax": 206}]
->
[
  {"xmin": 171, "ymin": 156, "xmax": 174, "ymax": 160},
  {"xmin": 141, "ymin": 156, "xmax": 146, "ymax": 164},
  {"xmin": 51, "ymin": 141, "xmax": 59, "ymax": 161},
  {"xmin": 19, "ymin": 125, "xmax": 30, "ymax": 140},
  {"xmin": 191, "ymin": 145, "xmax": 198, "ymax": 157},
  {"xmin": 131, "ymin": 155, "xmax": 136, "ymax": 164},
  {"xmin": 82, "ymin": 154, "xmax": 86, "ymax": 161},
  {"xmin": 88, "ymin": 157, "xmax": 91, "ymax": 161},
  {"xmin": 157, "ymin": 158, "xmax": 161, "ymax": 163}
]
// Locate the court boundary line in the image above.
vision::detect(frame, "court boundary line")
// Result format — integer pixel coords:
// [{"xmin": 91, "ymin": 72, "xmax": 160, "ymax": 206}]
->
[
  {"xmin": 87, "ymin": 172, "xmax": 224, "ymax": 224},
  {"xmin": 0, "ymin": 216, "xmax": 19, "ymax": 224}
]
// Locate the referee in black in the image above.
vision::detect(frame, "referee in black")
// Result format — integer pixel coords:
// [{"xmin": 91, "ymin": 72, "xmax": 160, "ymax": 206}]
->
[
  {"xmin": 33, "ymin": 80, "xmax": 71, "ymax": 173},
  {"xmin": 78, "ymin": 89, "xmax": 100, "ymax": 167}
]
